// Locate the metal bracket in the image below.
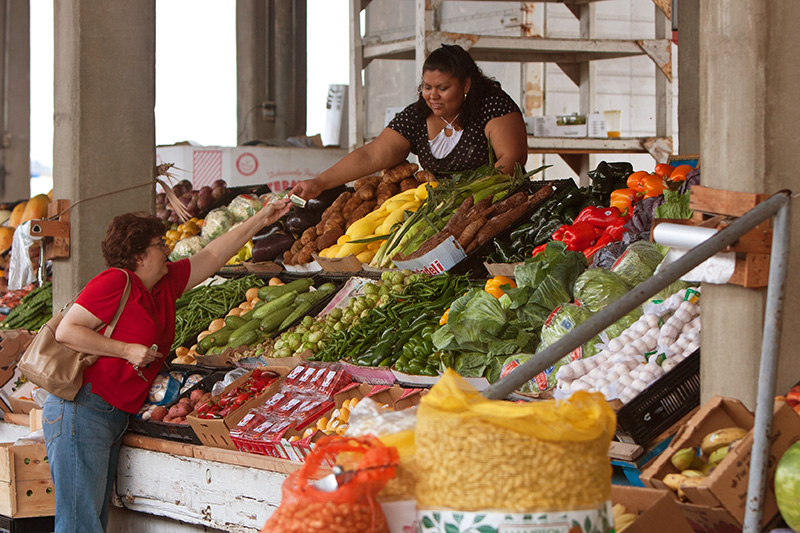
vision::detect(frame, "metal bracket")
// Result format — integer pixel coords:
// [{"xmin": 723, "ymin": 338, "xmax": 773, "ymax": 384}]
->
[{"xmin": 30, "ymin": 199, "xmax": 70, "ymax": 259}]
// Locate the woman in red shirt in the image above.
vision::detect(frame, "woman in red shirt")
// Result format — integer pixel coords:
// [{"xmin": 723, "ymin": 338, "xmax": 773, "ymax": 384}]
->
[{"xmin": 41, "ymin": 199, "xmax": 289, "ymax": 533}]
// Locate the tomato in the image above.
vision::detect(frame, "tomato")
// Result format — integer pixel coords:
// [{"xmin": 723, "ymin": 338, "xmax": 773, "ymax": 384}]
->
[{"xmin": 654, "ymin": 163, "xmax": 675, "ymax": 177}]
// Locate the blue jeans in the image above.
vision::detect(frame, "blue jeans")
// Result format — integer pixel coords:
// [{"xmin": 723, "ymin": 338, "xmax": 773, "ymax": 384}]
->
[{"xmin": 42, "ymin": 384, "xmax": 129, "ymax": 533}]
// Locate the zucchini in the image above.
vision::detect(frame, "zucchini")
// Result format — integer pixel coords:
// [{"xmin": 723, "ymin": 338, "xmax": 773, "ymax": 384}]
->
[
  {"xmin": 224, "ymin": 315, "xmax": 248, "ymax": 329},
  {"xmin": 257, "ymin": 278, "xmax": 313, "ymax": 302},
  {"xmin": 252, "ymin": 290, "xmax": 298, "ymax": 320},
  {"xmin": 197, "ymin": 327, "xmax": 232, "ymax": 354},
  {"xmin": 227, "ymin": 317, "xmax": 263, "ymax": 347},
  {"xmin": 227, "ymin": 329, "xmax": 259, "ymax": 349},
  {"xmin": 258, "ymin": 306, "xmax": 295, "ymax": 334}
]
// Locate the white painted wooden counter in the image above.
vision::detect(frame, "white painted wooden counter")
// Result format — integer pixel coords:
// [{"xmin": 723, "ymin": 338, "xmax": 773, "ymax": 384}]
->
[{"xmin": 114, "ymin": 435, "xmax": 299, "ymax": 532}]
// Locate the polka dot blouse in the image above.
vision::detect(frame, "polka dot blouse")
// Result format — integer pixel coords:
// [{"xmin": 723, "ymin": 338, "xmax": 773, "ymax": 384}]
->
[{"xmin": 388, "ymin": 87, "xmax": 521, "ymax": 175}]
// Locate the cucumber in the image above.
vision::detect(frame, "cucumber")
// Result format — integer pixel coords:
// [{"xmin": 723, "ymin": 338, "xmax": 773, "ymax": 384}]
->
[
  {"xmin": 224, "ymin": 315, "xmax": 248, "ymax": 329},
  {"xmin": 252, "ymin": 290, "xmax": 298, "ymax": 320},
  {"xmin": 257, "ymin": 278, "xmax": 314, "ymax": 302},
  {"xmin": 258, "ymin": 306, "xmax": 295, "ymax": 334},
  {"xmin": 227, "ymin": 329, "xmax": 259, "ymax": 349}
]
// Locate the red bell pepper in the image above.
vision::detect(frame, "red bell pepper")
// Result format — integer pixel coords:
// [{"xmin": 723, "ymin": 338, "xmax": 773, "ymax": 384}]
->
[
  {"xmin": 531, "ymin": 242, "xmax": 548, "ymax": 257},
  {"xmin": 575, "ymin": 206, "xmax": 626, "ymax": 229},
  {"xmin": 551, "ymin": 224, "xmax": 569, "ymax": 242},
  {"xmin": 582, "ymin": 224, "xmax": 628, "ymax": 258},
  {"xmin": 562, "ymin": 221, "xmax": 597, "ymax": 252}
]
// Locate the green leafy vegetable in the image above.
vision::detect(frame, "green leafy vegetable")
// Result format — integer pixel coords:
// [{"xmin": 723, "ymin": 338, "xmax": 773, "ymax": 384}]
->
[
  {"xmin": 655, "ymin": 189, "xmax": 693, "ymax": 219},
  {"xmin": 611, "ymin": 241, "xmax": 666, "ymax": 289},
  {"xmin": 573, "ymin": 268, "xmax": 629, "ymax": 312}
]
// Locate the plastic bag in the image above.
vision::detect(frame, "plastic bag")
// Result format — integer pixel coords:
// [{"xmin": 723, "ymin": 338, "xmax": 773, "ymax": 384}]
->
[
  {"xmin": 610, "ymin": 240, "xmax": 665, "ymax": 288},
  {"xmin": 169, "ymin": 235, "xmax": 207, "ymax": 261},
  {"xmin": 211, "ymin": 367, "xmax": 249, "ymax": 396},
  {"xmin": 228, "ymin": 194, "xmax": 264, "ymax": 222},
  {"xmin": 201, "ymin": 207, "xmax": 235, "ymax": 241},
  {"xmin": 415, "ymin": 369, "xmax": 615, "ymax": 513},
  {"xmin": 261, "ymin": 435, "xmax": 398, "ymax": 533},
  {"xmin": 8, "ymin": 221, "xmax": 38, "ymax": 290}
]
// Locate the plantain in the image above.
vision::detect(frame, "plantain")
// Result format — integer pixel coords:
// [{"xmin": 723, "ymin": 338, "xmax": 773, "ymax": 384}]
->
[
  {"xmin": 663, "ymin": 473, "xmax": 687, "ymax": 492},
  {"xmin": 708, "ymin": 445, "xmax": 730, "ymax": 466},
  {"xmin": 677, "ymin": 476, "xmax": 706, "ymax": 502},
  {"xmin": 700, "ymin": 427, "xmax": 749, "ymax": 456},
  {"xmin": 670, "ymin": 446, "xmax": 698, "ymax": 471}
]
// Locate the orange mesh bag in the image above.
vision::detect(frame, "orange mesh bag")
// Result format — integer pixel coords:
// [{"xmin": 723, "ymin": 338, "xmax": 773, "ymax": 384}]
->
[{"xmin": 261, "ymin": 435, "xmax": 398, "ymax": 533}]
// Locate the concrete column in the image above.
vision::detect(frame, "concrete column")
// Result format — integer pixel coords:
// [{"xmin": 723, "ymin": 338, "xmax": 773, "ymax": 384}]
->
[
  {"xmin": 236, "ymin": 0, "xmax": 271, "ymax": 143},
  {"xmin": 52, "ymin": 1, "xmax": 155, "ymax": 304},
  {"xmin": 676, "ymin": 0, "xmax": 699, "ymax": 154},
  {"xmin": 0, "ymin": 0, "xmax": 31, "ymax": 202},
  {"xmin": 699, "ymin": 1, "xmax": 800, "ymax": 408}
]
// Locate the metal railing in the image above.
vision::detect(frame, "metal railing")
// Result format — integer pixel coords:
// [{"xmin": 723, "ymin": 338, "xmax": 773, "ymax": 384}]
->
[{"xmin": 482, "ymin": 190, "xmax": 793, "ymax": 533}]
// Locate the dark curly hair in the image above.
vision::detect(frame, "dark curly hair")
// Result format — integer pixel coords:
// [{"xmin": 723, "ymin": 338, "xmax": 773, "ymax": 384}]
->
[
  {"xmin": 102, "ymin": 212, "xmax": 166, "ymax": 270},
  {"xmin": 413, "ymin": 44, "xmax": 501, "ymax": 128}
]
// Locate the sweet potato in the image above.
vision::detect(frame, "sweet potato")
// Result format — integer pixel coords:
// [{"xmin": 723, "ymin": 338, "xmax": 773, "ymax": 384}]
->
[
  {"xmin": 329, "ymin": 191, "xmax": 352, "ymax": 212},
  {"xmin": 324, "ymin": 213, "xmax": 346, "ymax": 233},
  {"xmin": 342, "ymin": 194, "xmax": 364, "ymax": 220},
  {"xmin": 357, "ymin": 184, "xmax": 376, "ymax": 201},
  {"xmin": 473, "ymin": 200, "xmax": 535, "ymax": 248},
  {"xmin": 346, "ymin": 200, "xmax": 377, "ymax": 227},
  {"xmin": 456, "ymin": 217, "xmax": 486, "ymax": 249},
  {"xmin": 381, "ymin": 162, "xmax": 418, "ymax": 183},
  {"xmin": 316, "ymin": 227, "xmax": 344, "ymax": 251},
  {"xmin": 399, "ymin": 178, "xmax": 419, "ymax": 192},
  {"xmin": 300, "ymin": 227, "xmax": 317, "ymax": 245},
  {"xmin": 353, "ymin": 175, "xmax": 380, "ymax": 191},
  {"xmin": 415, "ymin": 169, "xmax": 436, "ymax": 182},
  {"xmin": 466, "ymin": 196, "xmax": 492, "ymax": 220}
]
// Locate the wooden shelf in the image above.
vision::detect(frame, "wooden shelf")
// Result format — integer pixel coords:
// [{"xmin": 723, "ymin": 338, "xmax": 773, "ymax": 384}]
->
[
  {"xmin": 363, "ymin": 34, "xmax": 666, "ymax": 65},
  {"xmin": 527, "ymin": 136, "xmax": 650, "ymax": 154}
]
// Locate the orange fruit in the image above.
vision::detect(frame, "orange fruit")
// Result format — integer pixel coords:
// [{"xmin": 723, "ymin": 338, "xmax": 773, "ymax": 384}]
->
[
  {"xmin": 626, "ymin": 171, "xmax": 649, "ymax": 189},
  {"xmin": 654, "ymin": 163, "xmax": 675, "ymax": 178},
  {"xmin": 669, "ymin": 164, "xmax": 694, "ymax": 182}
]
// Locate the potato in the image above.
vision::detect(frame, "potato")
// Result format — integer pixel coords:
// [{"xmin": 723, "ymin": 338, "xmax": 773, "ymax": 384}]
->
[
  {"xmin": 208, "ymin": 318, "xmax": 225, "ymax": 333},
  {"xmin": 175, "ymin": 346, "xmax": 190, "ymax": 357},
  {"xmin": 150, "ymin": 406, "xmax": 168, "ymax": 422},
  {"xmin": 190, "ymin": 389, "xmax": 206, "ymax": 403},
  {"xmin": 245, "ymin": 287, "xmax": 260, "ymax": 302},
  {"xmin": 268, "ymin": 277, "xmax": 284, "ymax": 286}
]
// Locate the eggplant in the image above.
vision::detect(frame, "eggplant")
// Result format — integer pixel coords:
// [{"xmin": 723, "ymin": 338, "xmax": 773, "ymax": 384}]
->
[
  {"xmin": 285, "ymin": 208, "xmax": 320, "ymax": 235},
  {"xmin": 254, "ymin": 220, "xmax": 285, "ymax": 240},
  {"xmin": 251, "ymin": 233, "xmax": 296, "ymax": 263},
  {"xmin": 305, "ymin": 185, "xmax": 349, "ymax": 212}
]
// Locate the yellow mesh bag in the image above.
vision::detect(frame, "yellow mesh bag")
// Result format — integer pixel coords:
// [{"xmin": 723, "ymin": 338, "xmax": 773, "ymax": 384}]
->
[{"xmin": 415, "ymin": 369, "xmax": 616, "ymax": 512}]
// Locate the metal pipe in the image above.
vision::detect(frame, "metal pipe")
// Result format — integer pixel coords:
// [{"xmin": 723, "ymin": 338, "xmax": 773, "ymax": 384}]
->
[
  {"xmin": 484, "ymin": 190, "xmax": 792, "ymax": 400},
  {"xmin": 743, "ymin": 196, "xmax": 792, "ymax": 531}
]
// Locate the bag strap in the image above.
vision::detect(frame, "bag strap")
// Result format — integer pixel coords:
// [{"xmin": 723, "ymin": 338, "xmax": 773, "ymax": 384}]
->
[{"xmin": 102, "ymin": 269, "xmax": 131, "ymax": 338}]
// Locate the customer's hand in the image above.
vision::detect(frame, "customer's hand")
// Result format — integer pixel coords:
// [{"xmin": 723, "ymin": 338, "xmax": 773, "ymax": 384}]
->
[
  {"xmin": 124, "ymin": 344, "xmax": 161, "ymax": 367},
  {"xmin": 256, "ymin": 198, "xmax": 291, "ymax": 229}
]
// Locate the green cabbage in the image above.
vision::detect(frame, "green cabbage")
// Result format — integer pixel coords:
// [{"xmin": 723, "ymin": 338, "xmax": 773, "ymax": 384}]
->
[
  {"xmin": 611, "ymin": 240, "xmax": 666, "ymax": 288},
  {"xmin": 539, "ymin": 303, "xmax": 592, "ymax": 348},
  {"xmin": 573, "ymin": 268, "xmax": 629, "ymax": 312}
]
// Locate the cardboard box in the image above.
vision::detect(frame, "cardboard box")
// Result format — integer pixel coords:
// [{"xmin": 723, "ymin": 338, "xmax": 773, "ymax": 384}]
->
[
  {"xmin": 186, "ymin": 366, "xmax": 290, "ymax": 450},
  {"xmin": 0, "ymin": 443, "xmax": 55, "ymax": 518},
  {"xmin": 640, "ymin": 396, "xmax": 800, "ymax": 530},
  {"xmin": 611, "ymin": 485, "xmax": 694, "ymax": 533},
  {"xmin": 312, "ymin": 252, "xmax": 363, "ymax": 274},
  {"xmin": 393, "ymin": 236, "xmax": 466, "ymax": 276},
  {"xmin": 0, "ymin": 330, "xmax": 35, "ymax": 413},
  {"xmin": 483, "ymin": 261, "xmax": 520, "ymax": 279}
]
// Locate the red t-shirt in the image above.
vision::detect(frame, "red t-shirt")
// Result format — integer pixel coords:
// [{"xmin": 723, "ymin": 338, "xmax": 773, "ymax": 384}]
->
[{"xmin": 77, "ymin": 260, "xmax": 191, "ymax": 413}]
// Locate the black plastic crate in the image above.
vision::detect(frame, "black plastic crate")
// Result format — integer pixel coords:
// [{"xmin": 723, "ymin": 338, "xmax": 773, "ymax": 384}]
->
[
  {"xmin": 615, "ymin": 350, "xmax": 701, "ymax": 445},
  {"xmin": 127, "ymin": 371, "xmax": 227, "ymax": 444},
  {"xmin": 0, "ymin": 514, "xmax": 54, "ymax": 533}
]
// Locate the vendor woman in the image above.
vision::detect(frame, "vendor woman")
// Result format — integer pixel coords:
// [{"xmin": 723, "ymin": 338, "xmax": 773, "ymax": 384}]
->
[{"xmin": 292, "ymin": 44, "xmax": 528, "ymax": 200}]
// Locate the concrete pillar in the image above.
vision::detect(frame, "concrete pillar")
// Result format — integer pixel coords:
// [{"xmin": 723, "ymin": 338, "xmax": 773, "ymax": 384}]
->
[
  {"xmin": 699, "ymin": 1, "xmax": 800, "ymax": 408},
  {"xmin": 52, "ymin": 1, "xmax": 155, "ymax": 304},
  {"xmin": 676, "ymin": 0, "xmax": 699, "ymax": 154},
  {"xmin": 236, "ymin": 0, "xmax": 306, "ymax": 144},
  {"xmin": 0, "ymin": 0, "xmax": 31, "ymax": 202}
]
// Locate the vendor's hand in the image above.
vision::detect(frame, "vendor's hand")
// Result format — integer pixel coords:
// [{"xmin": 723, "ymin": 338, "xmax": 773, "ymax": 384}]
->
[
  {"xmin": 291, "ymin": 178, "xmax": 324, "ymax": 200},
  {"xmin": 257, "ymin": 198, "xmax": 291, "ymax": 228},
  {"xmin": 124, "ymin": 344, "xmax": 162, "ymax": 367}
]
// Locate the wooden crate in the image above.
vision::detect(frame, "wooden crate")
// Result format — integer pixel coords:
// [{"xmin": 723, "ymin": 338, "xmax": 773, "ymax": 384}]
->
[{"xmin": 0, "ymin": 444, "xmax": 55, "ymax": 518}]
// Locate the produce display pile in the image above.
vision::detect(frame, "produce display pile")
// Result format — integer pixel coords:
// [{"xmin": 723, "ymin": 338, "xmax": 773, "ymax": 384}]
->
[{"xmin": 0, "ymin": 282, "xmax": 53, "ymax": 331}]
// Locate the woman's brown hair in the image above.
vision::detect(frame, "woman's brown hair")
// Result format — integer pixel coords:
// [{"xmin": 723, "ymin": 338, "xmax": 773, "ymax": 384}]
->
[{"xmin": 102, "ymin": 212, "xmax": 166, "ymax": 270}]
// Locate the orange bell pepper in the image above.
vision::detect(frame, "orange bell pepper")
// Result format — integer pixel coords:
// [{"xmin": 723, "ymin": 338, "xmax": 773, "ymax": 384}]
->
[
  {"xmin": 484, "ymin": 275, "xmax": 517, "ymax": 299},
  {"xmin": 641, "ymin": 174, "xmax": 665, "ymax": 198},
  {"xmin": 625, "ymin": 170, "xmax": 649, "ymax": 190},
  {"xmin": 439, "ymin": 308, "xmax": 450, "ymax": 325}
]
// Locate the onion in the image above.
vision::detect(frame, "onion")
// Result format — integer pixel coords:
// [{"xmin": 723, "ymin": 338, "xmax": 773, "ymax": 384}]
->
[{"xmin": 211, "ymin": 186, "xmax": 227, "ymax": 200}]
